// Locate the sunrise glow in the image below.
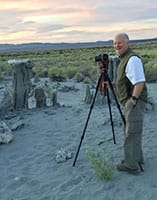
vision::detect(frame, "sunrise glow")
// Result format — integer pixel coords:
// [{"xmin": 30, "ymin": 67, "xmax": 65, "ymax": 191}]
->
[{"xmin": 0, "ymin": 0, "xmax": 157, "ymax": 44}]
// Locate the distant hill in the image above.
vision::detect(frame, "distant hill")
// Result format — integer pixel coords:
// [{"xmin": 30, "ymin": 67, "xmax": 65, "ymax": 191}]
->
[{"xmin": 0, "ymin": 38, "xmax": 157, "ymax": 52}]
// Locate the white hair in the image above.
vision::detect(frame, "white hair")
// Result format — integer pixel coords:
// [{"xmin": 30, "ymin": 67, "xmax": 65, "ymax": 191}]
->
[{"xmin": 115, "ymin": 33, "xmax": 129, "ymax": 42}]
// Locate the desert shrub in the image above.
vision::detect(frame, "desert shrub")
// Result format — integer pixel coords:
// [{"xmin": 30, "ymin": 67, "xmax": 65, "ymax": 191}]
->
[
  {"xmin": 140, "ymin": 54, "xmax": 151, "ymax": 64},
  {"xmin": 66, "ymin": 67, "xmax": 78, "ymax": 79},
  {"xmin": 78, "ymin": 63, "xmax": 97, "ymax": 80},
  {"xmin": 74, "ymin": 72, "xmax": 84, "ymax": 82},
  {"xmin": 89, "ymin": 65, "xmax": 98, "ymax": 81},
  {"xmin": 33, "ymin": 66, "xmax": 47, "ymax": 77},
  {"xmin": 83, "ymin": 77, "xmax": 91, "ymax": 84},
  {"xmin": 0, "ymin": 62, "xmax": 12, "ymax": 76},
  {"xmin": 145, "ymin": 60, "xmax": 157, "ymax": 82},
  {"xmin": 87, "ymin": 151, "xmax": 114, "ymax": 181},
  {"xmin": 67, "ymin": 61, "xmax": 76, "ymax": 68},
  {"xmin": 44, "ymin": 85, "xmax": 52, "ymax": 97},
  {"xmin": 48, "ymin": 67, "xmax": 66, "ymax": 81},
  {"xmin": 79, "ymin": 65, "xmax": 91, "ymax": 77},
  {"xmin": 1, "ymin": 41, "xmax": 157, "ymax": 82},
  {"xmin": 37, "ymin": 68, "xmax": 49, "ymax": 77}
]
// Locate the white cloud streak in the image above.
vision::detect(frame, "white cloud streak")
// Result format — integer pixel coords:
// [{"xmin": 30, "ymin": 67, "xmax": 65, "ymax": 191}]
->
[{"xmin": 0, "ymin": 0, "xmax": 157, "ymax": 43}]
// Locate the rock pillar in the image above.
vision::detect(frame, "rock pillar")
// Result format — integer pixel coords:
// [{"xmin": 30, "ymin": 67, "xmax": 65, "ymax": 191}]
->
[{"xmin": 8, "ymin": 59, "xmax": 33, "ymax": 109}]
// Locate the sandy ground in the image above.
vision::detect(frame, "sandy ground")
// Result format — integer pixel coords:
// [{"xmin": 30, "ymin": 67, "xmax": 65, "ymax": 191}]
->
[{"xmin": 0, "ymin": 81, "xmax": 157, "ymax": 200}]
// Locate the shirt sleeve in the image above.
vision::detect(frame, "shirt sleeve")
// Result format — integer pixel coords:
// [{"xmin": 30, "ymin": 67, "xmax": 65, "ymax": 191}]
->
[{"xmin": 125, "ymin": 56, "xmax": 146, "ymax": 85}]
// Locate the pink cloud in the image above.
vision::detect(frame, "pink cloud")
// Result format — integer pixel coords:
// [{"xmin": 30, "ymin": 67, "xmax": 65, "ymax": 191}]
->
[{"xmin": 0, "ymin": 0, "xmax": 157, "ymax": 43}]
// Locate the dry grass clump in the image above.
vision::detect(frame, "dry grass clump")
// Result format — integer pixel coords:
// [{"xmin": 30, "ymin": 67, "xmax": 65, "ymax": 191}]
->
[{"xmin": 87, "ymin": 151, "xmax": 115, "ymax": 181}]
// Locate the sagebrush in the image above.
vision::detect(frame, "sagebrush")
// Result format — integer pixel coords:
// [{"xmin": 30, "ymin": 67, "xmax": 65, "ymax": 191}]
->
[{"xmin": 87, "ymin": 151, "xmax": 115, "ymax": 181}]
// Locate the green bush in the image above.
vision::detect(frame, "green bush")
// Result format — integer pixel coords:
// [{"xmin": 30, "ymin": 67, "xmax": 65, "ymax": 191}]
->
[
  {"xmin": 0, "ymin": 61, "xmax": 12, "ymax": 76},
  {"xmin": 0, "ymin": 41, "xmax": 157, "ymax": 82},
  {"xmin": 32, "ymin": 65, "xmax": 40, "ymax": 76},
  {"xmin": 87, "ymin": 151, "xmax": 114, "ymax": 181},
  {"xmin": 145, "ymin": 60, "xmax": 157, "ymax": 82},
  {"xmin": 66, "ymin": 67, "xmax": 78, "ymax": 79},
  {"xmin": 74, "ymin": 72, "xmax": 84, "ymax": 82},
  {"xmin": 48, "ymin": 67, "xmax": 66, "ymax": 81}
]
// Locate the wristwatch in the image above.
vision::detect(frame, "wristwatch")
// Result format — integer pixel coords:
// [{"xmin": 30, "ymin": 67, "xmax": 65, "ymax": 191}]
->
[
  {"xmin": 131, "ymin": 96, "xmax": 138, "ymax": 105},
  {"xmin": 132, "ymin": 96, "xmax": 138, "ymax": 101}
]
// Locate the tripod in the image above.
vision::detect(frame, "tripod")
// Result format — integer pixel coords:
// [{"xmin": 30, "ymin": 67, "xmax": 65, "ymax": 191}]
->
[{"xmin": 72, "ymin": 59, "xmax": 125, "ymax": 167}]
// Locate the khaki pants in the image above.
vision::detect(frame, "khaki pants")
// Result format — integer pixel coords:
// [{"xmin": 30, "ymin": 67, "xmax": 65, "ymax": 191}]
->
[{"xmin": 123, "ymin": 99, "xmax": 145, "ymax": 168}]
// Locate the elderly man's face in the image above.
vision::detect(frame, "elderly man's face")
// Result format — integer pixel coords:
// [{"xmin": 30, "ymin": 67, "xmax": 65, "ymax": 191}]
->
[{"xmin": 114, "ymin": 35, "xmax": 129, "ymax": 56}]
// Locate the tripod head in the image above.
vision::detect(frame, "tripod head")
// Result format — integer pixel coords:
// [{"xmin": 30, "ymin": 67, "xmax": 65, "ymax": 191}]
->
[
  {"xmin": 95, "ymin": 53, "xmax": 109, "ymax": 95},
  {"xmin": 95, "ymin": 53, "xmax": 109, "ymax": 72}
]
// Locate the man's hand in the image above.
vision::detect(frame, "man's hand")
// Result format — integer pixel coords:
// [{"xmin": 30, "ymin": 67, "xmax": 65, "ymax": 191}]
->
[{"xmin": 104, "ymin": 81, "xmax": 116, "ymax": 88}]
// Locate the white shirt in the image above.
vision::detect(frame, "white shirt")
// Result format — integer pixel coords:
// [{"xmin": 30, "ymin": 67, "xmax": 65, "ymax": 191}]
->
[{"xmin": 125, "ymin": 56, "xmax": 146, "ymax": 85}]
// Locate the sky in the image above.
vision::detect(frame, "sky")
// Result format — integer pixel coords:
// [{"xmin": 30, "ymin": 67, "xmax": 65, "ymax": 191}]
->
[{"xmin": 0, "ymin": 0, "xmax": 157, "ymax": 44}]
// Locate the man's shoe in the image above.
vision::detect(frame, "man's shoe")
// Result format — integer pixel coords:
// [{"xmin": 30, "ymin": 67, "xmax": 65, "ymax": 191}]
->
[
  {"xmin": 121, "ymin": 159, "xmax": 144, "ymax": 165},
  {"xmin": 117, "ymin": 163, "xmax": 140, "ymax": 175},
  {"xmin": 121, "ymin": 159, "xmax": 144, "ymax": 172}
]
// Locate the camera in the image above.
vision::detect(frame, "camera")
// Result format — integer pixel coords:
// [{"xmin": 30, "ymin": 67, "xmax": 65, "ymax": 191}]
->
[{"xmin": 95, "ymin": 54, "xmax": 108, "ymax": 62}]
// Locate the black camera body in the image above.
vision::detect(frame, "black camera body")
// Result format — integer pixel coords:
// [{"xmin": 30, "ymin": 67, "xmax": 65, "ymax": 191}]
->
[{"xmin": 95, "ymin": 53, "xmax": 108, "ymax": 62}]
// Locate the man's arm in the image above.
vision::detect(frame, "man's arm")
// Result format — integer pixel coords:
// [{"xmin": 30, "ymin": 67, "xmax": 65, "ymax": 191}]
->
[{"xmin": 131, "ymin": 81, "xmax": 145, "ymax": 104}]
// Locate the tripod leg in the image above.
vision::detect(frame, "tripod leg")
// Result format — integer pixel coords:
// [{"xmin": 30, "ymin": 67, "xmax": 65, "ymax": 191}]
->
[
  {"xmin": 138, "ymin": 162, "xmax": 144, "ymax": 172},
  {"xmin": 72, "ymin": 73, "xmax": 103, "ymax": 167},
  {"xmin": 104, "ymin": 69, "xmax": 126, "ymax": 126},
  {"xmin": 106, "ymin": 88, "xmax": 116, "ymax": 144}
]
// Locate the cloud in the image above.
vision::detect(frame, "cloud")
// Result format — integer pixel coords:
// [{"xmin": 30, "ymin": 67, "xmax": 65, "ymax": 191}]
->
[
  {"xmin": 0, "ymin": 0, "xmax": 157, "ymax": 43},
  {"xmin": 36, "ymin": 24, "xmax": 70, "ymax": 33}
]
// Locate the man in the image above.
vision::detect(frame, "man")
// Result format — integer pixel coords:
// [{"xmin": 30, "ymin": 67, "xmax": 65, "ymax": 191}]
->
[{"xmin": 114, "ymin": 33, "xmax": 147, "ymax": 174}]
